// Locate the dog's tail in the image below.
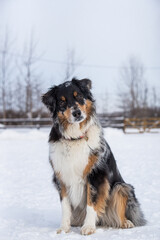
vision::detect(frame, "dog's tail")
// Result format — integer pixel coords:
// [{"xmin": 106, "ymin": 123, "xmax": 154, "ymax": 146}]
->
[{"xmin": 125, "ymin": 184, "xmax": 147, "ymax": 226}]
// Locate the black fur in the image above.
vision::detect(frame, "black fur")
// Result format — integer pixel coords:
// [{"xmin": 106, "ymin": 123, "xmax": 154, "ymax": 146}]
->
[
  {"xmin": 49, "ymin": 123, "xmax": 62, "ymax": 142},
  {"xmin": 88, "ymin": 168, "xmax": 107, "ymax": 203}
]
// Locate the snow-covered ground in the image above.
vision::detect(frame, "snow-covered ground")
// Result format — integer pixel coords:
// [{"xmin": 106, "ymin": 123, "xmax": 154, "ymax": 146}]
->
[{"xmin": 0, "ymin": 128, "xmax": 160, "ymax": 240}]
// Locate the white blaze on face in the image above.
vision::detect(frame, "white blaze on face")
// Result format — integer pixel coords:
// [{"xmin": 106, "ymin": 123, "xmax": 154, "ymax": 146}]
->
[{"xmin": 64, "ymin": 81, "xmax": 72, "ymax": 87}]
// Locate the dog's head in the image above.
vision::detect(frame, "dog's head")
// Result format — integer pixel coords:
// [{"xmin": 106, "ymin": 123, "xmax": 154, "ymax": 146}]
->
[{"xmin": 42, "ymin": 78, "xmax": 94, "ymax": 128}]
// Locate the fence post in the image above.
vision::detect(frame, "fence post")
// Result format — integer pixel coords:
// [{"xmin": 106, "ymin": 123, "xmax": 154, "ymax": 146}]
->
[
  {"xmin": 143, "ymin": 119, "xmax": 147, "ymax": 132},
  {"xmin": 123, "ymin": 118, "xmax": 126, "ymax": 133}
]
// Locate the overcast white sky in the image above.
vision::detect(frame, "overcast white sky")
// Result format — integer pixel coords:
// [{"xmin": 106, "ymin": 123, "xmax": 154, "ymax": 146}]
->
[{"xmin": 0, "ymin": 0, "xmax": 160, "ymax": 110}]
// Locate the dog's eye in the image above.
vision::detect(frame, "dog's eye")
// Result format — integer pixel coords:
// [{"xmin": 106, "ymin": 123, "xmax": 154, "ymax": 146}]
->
[
  {"xmin": 76, "ymin": 94, "xmax": 83, "ymax": 100},
  {"xmin": 59, "ymin": 100, "xmax": 66, "ymax": 108},
  {"xmin": 59, "ymin": 100, "xmax": 65, "ymax": 105}
]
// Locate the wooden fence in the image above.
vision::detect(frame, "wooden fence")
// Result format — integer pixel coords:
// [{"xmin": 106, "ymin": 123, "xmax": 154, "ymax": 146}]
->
[
  {"xmin": 123, "ymin": 118, "xmax": 160, "ymax": 133},
  {"xmin": 0, "ymin": 117, "xmax": 160, "ymax": 133},
  {"xmin": 0, "ymin": 118, "xmax": 52, "ymax": 129},
  {"xmin": 0, "ymin": 116, "xmax": 123, "ymax": 129}
]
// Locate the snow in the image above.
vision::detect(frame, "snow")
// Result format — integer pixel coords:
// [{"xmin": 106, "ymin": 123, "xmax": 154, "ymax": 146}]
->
[{"xmin": 0, "ymin": 128, "xmax": 160, "ymax": 240}]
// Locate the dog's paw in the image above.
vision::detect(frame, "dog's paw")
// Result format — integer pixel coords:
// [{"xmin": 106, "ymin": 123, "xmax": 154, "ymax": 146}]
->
[
  {"xmin": 56, "ymin": 225, "xmax": 70, "ymax": 234},
  {"xmin": 122, "ymin": 219, "xmax": 134, "ymax": 229},
  {"xmin": 81, "ymin": 225, "xmax": 96, "ymax": 235}
]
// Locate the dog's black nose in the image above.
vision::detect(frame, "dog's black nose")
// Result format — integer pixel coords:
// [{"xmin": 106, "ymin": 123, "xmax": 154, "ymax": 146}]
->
[{"xmin": 72, "ymin": 110, "xmax": 81, "ymax": 118}]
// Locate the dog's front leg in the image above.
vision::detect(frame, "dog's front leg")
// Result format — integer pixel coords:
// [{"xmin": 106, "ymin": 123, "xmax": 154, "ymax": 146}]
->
[
  {"xmin": 57, "ymin": 183, "xmax": 71, "ymax": 234},
  {"xmin": 81, "ymin": 177, "xmax": 110, "ymax": 235},
  {"xmin": 81, "ymin": 205, "xmax": 97, "ymax": 235},
  {"xmin": 81, "ymin": 182, "xmax": 97, "ymax": 235}
]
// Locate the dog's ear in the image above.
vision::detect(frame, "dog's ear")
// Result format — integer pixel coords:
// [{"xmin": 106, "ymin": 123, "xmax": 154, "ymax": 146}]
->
[
  {"xmin": 72, "ymin": 78, "xmax": 92, "ymax": 91},
  {"xmin": 42, "ymin": 86, "xmax": 57, "ymax": 114}
]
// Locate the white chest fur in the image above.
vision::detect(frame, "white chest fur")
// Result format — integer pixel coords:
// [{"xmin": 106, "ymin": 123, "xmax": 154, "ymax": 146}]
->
[
  {"xmin": 49, "ymin": 139, "xmax": 89, "ymax": 208},
  {"xmin": 49, "ymin": 124, "xmax": 101, "ymax": 208}
]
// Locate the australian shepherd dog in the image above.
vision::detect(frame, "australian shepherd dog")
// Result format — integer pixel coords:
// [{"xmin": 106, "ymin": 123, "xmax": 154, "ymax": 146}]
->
[{"xmin": 42, "ymin": 78, "xmax": 146, "ymax": 235}]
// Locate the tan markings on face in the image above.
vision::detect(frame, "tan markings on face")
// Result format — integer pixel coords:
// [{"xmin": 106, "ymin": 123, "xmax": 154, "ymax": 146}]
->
[
  {"xmin": 109, "ymin": 184, "xmax": 128, "ymax": 227},
  {"xmin": 83, "ymin": 154, "xmax": 98, "ymax": 178},
  {"xmin": 61, "ymin": 96, "xmax": 66, "ymax": 101},
  {"xmin": 79, "ymin": 100, "xmax": 93, "ymax": 129},
  {"xmin": 73, "ymin": 91, "xmax": 78, "ymax": 97},
  {"xmin": 58, "ymin": 108, "xmax": 71, "ymax": 129},
  {"xmin": 77, "ymin": 102, "xmax": 86, "ymax": 113},
  {"xmin": 87, "ymin": 180, "xmax": 110, "ymax": 216}
]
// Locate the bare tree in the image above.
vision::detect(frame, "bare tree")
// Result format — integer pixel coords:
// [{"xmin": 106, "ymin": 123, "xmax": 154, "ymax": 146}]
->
[
  {"xmin": 6, "ymin": 82, "xmax": 13, "ymax": 114},
  {"xmin": 150, "ymin": 87, "xmax": 160, "ymax": 116},
  {"xmin": 118, "ymin": 57, "xmax": 149, "ymax": 116},
  {"xmin": 102, "ymin": 89, "xmax": 108, "ymax": 115},
  {"xmin": 19, "ymin": 34, "xmax": 42, "ymax": 118},
  {"xmin": 151, "ymin": 87, "xmax": 157, "ymax": 109},
  {"xmin": 63, "ymin": 48, "xmax": 82, "ymax": 82},
  {"xmin": 33, "ymin": 78, "xmax": 43, "ymax": 117},
  {"xmin": 14, "ymin": 76, "xmax": 25, "ymax": 115},
  {"xmin": 0, "ymin": 31, "xmax": 13, "ymax": 118}
]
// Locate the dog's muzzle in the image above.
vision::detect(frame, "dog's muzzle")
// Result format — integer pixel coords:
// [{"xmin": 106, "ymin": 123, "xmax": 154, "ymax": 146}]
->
[
  {"xmin": 72, "ymin": 109, "xmax": 81, "ymax": 118},
  {"xmin": 70, "ymin": 107, "xmax": 86, "ymax": 123}
]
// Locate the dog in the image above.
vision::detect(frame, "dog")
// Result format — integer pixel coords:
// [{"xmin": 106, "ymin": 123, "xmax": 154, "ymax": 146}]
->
[{"xmin": 42, "ymin": 78, "xmax": 146, "ymax": 235}]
